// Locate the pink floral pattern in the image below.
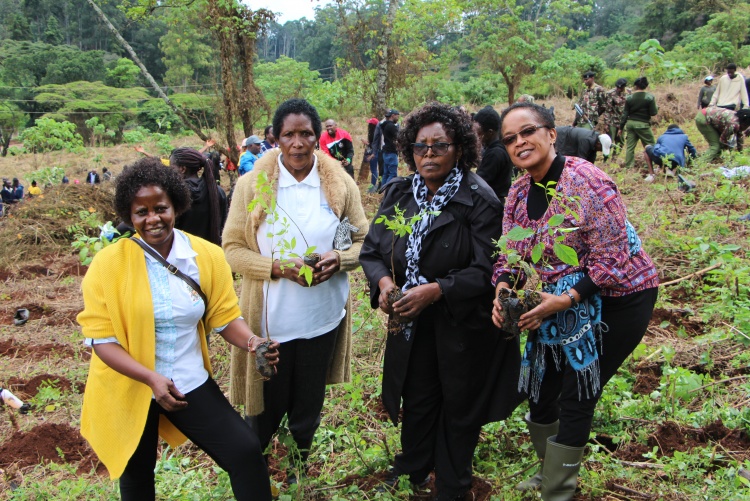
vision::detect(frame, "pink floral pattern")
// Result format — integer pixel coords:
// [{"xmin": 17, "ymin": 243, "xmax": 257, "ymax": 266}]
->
[{"xmin": 493, "ymin": 156, "xmax": 659, "ymax": 296}]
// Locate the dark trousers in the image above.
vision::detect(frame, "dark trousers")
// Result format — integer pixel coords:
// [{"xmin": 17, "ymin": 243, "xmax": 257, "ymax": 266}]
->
[
  {"xmin": 253, "ymin": 328, "xmax": 338, "ymax": 462},
  {"xmin": 529, "ymin": 287, "xmax": 658, "ymax": 447},
  {"xmin": 394, "ymin": 320, "xmax": 482, "ymax": 498},
  {"xmin": 120, "ymin": 377, "xmax": 271, "ymax": 501}
]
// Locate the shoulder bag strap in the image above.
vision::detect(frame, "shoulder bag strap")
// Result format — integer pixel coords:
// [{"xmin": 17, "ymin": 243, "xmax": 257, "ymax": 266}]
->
[{"xmin": 130, "ymin": 237, "xmax": 209, "ymax": 319}]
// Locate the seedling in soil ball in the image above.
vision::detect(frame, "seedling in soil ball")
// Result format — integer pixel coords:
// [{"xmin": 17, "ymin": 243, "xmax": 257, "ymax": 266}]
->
[
  {"xmin": 494, "ymin": 181, "xmax": 581, "ymax": 334},
  {"xmin": 375, "ymin": 204, "xmax": 439, "ymax": 328},
  {"xmin": 248, "ymin": 171, "xmax": 319, "ymax": 377}
]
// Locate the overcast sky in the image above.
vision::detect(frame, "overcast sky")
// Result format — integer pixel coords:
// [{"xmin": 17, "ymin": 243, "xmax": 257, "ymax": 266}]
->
[{"xmin": 246, "ymin": 0, "xmax": 331, "ymax": 23}]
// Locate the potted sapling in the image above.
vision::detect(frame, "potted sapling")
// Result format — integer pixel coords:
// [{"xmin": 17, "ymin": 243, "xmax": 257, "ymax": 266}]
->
[
  {"xmin": 494, "ymin": 181, "xmax": 581, "ymax": 335},
  {"xmin": 375, "ymin": 204, "xmax": 438, "ymax": 329},
  {"xmin": 248, "ymin": 171, "xmax": 318, "ymax": 378}
]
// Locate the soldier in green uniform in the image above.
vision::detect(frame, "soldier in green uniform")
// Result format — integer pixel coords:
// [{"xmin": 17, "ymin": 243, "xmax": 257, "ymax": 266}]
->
[
  {"xmin": 600, "ymin": 78, "xmax": 628, "ymax": 151},
  {"xmin": 573, "ymin": 71, "xmax": 605, "ymax": 130}
]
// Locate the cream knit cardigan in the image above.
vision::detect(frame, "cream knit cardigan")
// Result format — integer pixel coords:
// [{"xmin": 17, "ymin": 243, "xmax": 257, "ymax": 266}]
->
[{"xmin": 222, "ymin": 149, "xmax": 369, "ymax": 415}]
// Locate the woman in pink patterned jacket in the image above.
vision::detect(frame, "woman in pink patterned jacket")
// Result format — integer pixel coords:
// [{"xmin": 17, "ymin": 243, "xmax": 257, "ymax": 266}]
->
[{"xmin": 491, "ymin": 102, "xmax": 659, "ymax": 501}]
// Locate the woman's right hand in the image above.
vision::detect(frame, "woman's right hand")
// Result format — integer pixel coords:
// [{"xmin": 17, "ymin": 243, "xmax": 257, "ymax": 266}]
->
[
  {"xmin": 492, "ymin": 296, "xmax": 505, "ymax": 329},
  {"xmin": 272, "ymin": 258, "xmax": 312, "ymax": 287},
  {"xmin": 378, "ymin": 276, "xmax": 398, "ymax": 314},
  {"xmin": 149, "ymin": 373, "xmax": 188, "ymax": 412}
]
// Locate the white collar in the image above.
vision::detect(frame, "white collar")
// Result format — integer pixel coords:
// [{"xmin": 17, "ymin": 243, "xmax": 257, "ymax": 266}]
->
[
  {"xmin": 278, "ymin": 154, "xmax": 320, "ymax": 188},
  {"xmin": 140, "ymin": 229, "xmax": 197, "ymax": 263}
]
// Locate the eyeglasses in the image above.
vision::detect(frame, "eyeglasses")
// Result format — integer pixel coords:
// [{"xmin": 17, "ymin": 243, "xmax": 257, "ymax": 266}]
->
[
  {"xmin": 501, "ymin": 125, "xmax": 548, "ymax": 146},
  {"xmin": 412, "ymin": 142, "xmax": 455, "ymax": 156}
]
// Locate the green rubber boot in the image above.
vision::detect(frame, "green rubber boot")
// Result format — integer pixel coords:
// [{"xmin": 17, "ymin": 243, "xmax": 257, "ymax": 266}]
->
[
  {"xmin": 540, "ymin": 436, "xmax": 585, "ymax": 501},
  {"xmin": 515, "ymin": 413, "xmax": 559, "ymax": 491}
]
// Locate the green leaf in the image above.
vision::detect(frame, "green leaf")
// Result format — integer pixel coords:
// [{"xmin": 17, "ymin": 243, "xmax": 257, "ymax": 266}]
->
[
  {"xmin": 506, "ymin": 226, "xmax": 535, "ymax": 241},
  {"xmin": 548, "ymin": 214, "xmax": 565, "ymax": 227},
  {"xmin": 553, "ymin": 243, "xmax": 579, "ymax": 266},
  {"xmin": 531, "ymin": 242, "xmax": 543, "ymax": 263}
]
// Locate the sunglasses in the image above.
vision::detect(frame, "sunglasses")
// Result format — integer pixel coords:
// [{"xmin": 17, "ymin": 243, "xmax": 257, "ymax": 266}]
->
[
  {"xmin": 412, "ymin": 142, "xmax": 455, "ymax": 156},
  {"xmin": 501, "ymin": 125, "xmax": 548, "ymax": 146}
]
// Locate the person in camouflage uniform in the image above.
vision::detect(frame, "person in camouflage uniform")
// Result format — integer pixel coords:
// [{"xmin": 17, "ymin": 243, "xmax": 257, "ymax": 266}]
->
[
  {"xmin": 600, "ymin": 78, "xmax": 628, "ymax": 149},
  {"xmin": 695, "ymin": 107, "xmax": 750, "ymax": 162},
  {"xmin": 574, "ymin": 71, "xmax": 605, "ymax": 130}
]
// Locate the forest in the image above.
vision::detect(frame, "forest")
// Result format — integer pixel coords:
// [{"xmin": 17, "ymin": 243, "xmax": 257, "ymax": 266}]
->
[{"xmin": 2, "ymin": 0, "xmax": 750, "ymax": 500}]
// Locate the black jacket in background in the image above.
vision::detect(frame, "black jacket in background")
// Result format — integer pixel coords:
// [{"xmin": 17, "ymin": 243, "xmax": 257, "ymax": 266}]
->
[
  {"xmin": 176, "ymin": 177, "xmax": 228, "ymax": 245},
  {"xmin": 554, "ymin": 126, "xmax": 598, "ymax": 164},
  {"xmin": 382, "ymin": 120, "xmax": 399, "ymax": 153},
  {"xmin": 476, "ymin": 140, "xmax": 513, "ymax": 204},
  {"xmin": 359, "ymin": 172, "xmax": 522, "ymax": 427}
]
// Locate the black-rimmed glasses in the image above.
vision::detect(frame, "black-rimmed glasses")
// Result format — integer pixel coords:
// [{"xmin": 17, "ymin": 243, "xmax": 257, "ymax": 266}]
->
[
  {"xmin": 412, "ymin": 142, "xmax": 455, "ymax": 156},
  {"xmin": 501, "ymin": 125, "xmax": 548, "ymax": 146}
]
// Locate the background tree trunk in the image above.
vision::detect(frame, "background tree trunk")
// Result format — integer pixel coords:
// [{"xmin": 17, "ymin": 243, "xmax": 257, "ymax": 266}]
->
[{"xmin": 374, "ymin": 0, "xmax": 398, "ymax": 117}]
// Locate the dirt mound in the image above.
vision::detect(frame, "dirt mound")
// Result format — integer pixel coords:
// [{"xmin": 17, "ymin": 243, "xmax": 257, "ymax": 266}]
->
[
  {"xmin": 0, "ymin": 183, "xmax": 116, "ymax": 267},
  {"xmin": 5, "ymin": 374, "xmax": 74, "ymax": 399},
  {"xmin": 648, "ymin": 420, "xmax": 750, "ymax": 457},
  {"xmin": 337, "ymin": 471, "xmax": 492, "ymax": 500},
  {"xmin": 0, "ymin": 423, "xmax": 96, "ymax": 470},
  {"xmin": 0, "ymin": 339, "xmax": 76, "ymax": 360},
  {"xmin": 633, "ymin": 364, "xmax": 662, "ymax": 395}
]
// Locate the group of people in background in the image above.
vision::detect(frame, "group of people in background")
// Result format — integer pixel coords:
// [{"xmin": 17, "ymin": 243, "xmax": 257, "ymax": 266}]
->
[{"xmin": 73, "ymin": 92, "xmax": 666, "ymax": 501}]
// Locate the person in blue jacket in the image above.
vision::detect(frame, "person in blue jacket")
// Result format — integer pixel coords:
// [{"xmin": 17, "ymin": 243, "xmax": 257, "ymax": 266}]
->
[{"xmin": 643, "ymin": 124, "xmax": 697, "ymax": 183}]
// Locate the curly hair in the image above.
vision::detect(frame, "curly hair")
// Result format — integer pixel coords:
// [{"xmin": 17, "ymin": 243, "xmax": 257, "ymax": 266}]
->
[
  {"xmin": 272, "ymin": 98, "xmax": 322, "ymax": 141},
  {"xmin": 499, "ymin": 102, "xmax": 556, "ymax": 134},
  {"xmin": 397, "ymin": 102, "xmax": 480, "ymax": 173},
  {"xmin": 114, "ymin": 157, "xmax": 191, "ymax": 225}
]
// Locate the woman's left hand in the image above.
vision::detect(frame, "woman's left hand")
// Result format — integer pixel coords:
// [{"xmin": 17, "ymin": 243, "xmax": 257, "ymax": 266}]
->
[
  {"xmin": 517, "ymin": 292, "xmax": 573, "ymax": 331},
  {"xmin": 392, "ymin": 283, "xmax": 442, "ymax": 320},
  {"xmin": 311, "ymin": 251, "xmax": 340, "ymax": 286}
]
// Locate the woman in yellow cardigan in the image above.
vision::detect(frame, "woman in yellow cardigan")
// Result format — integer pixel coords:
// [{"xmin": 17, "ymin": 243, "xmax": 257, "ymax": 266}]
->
[
  {"xmin": 78, "ymin": 158, "xmax": 279, "ymax": 501},
  {"xmin": 222, "ymin": 98, "xmax": 368, "ymax": 480}
]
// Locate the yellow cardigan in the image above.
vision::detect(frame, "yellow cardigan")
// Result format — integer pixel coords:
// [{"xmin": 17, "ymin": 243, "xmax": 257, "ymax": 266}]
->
[{"xmin": 77, "ymin": 233, "xmax": 241, "ymax": 479}]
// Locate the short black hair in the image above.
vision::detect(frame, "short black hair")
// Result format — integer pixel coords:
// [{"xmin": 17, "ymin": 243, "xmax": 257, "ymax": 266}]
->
[
  {"xmin": 727, "ymin": 63, "xmax": 738, "ymax": 71},
  {"xmin": 263, "ymin": 125, "xmax": 273, "ymax": 137},
  {"xmin": 667, "ymin": 124, "xmax": 679, "ymax": 130},
  {"xmin": 397, "ymin": 102, "xmax": 480, "ymax": 173},
  {"xmin": 473, "ymin": 105, "xmax": 501, "ymax": 132},
  {"xmin": 499, "ymin": 102, "xmax": 556, "ymax": 134},
  {"xmin": 272, "ymin": 99, "xmax": 322, "ymax": 141},
  {"xmin": 114, "ymin": 157, "xmax": 191, "ymax": 226},
  {"xmin": 633, "ymin": 77, "xmax": 649, "ymax": 90}
]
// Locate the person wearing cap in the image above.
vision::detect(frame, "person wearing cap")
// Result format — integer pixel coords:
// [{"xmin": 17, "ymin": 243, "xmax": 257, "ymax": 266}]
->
[
  {"xmin": 554, "ymin": 126, "xmax": 612, "ymax": 164},
  {"xmin": 643, "ymin": 125, "xmax": 697, "ymax": 183},
  {"xmin": 600, "ymin": 78, "xmax": 628, "ymax": 150},
  {"xmin": 574, "ymin": 71, "xmax": 605, "ymax": 130},
  {"xmin": 238, "ymin": 135, "xmax": 263, "ymax": 176},
  {"xmin": 321, "ymin": 119, "xmax": 355, "ymax": 177},
  {"xmin": 380, "ymin": 109, "xmax": 400, "ymax": 186},
  {"xmin": 709, "ymin": 63, "xmax": 748, "ymax": 110},
  {"xmin": 698, "ymin": 76, "xmax": 716, "ymax": 110},
  {"xmin": 620, "ymin": 77, "xmax": 658, "ymax": 169}
]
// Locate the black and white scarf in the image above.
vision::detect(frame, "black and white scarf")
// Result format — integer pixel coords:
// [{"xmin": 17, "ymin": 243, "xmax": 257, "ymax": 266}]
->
[{"xmin": 400, "ymin": 166, "xmax": 463, "ymax": 340}]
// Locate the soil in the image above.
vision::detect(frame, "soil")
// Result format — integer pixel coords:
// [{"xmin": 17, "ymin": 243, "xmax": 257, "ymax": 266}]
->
[
  {"xmin": 5, "ymin": 374, "xmax": 75, "ymax": 399},
  {"xmin": 647, "ymin": 420, "xmax": 750, "ymax": 458},
  {"xmin": 337, "ymin": 471, "xmax": 493, "ymax": 500},
  {"xmin": 0, "ymin": 338, "xmax": 77, "ymax": 360},
  {"xmin": 0, "ymin": 422, "xmax": 103, "ymax": 474},
  {"xmin": 650, "ymin": 307, "xmax": 705, "ymax": 337},
  {"xmin": 632, "ymin": 363, "xmax": 662, "ymax": 395}
]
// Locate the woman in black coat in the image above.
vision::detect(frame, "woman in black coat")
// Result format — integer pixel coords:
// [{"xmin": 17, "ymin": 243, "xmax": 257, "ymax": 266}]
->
[{"xmin": 359, "ymin": 102, "xmax": 522, "ymax": 501}]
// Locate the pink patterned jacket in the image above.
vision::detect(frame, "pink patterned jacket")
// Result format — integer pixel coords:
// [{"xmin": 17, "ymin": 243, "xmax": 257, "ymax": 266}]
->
[{"xmin": 492, "ymin": 156, "xmax": 659, "ymax": 296}]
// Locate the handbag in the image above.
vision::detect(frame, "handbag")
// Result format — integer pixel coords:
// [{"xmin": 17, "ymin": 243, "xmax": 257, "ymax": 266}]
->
[
  {"xmin": 332, "ymin": 216, "xmax": 359, "ymax": 251},
  {"xmin": 130, "ymin": 237, "xmax": 208, "ymax": 320}
]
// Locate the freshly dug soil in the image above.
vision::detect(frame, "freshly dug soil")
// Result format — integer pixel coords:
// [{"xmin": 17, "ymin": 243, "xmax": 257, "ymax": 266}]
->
[
  {"xmin": 0, "ymin": 339, "xmax": 75, "ymax": 360},
  {"xmin": 0, "ymin": 423, "xmax": 92, "ymax": 469},
  {"xmin": 5, "ymin": 374, "xmax": 74, "ymax": 399},
  {"xmin": 632, "ymin": 364, "xmax": 662, "ymax": 395},
  {"xmin": 648, "ymin": 420, "xmax": 750, "ymax": 457}
]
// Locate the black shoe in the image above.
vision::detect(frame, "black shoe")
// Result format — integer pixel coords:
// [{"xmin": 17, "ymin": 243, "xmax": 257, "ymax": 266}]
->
[{"xmin": 376, "ymin": 469, "xmax": 430, "ymax": 492}]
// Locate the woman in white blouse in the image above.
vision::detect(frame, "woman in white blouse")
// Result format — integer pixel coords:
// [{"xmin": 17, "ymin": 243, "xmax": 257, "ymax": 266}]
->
[{"xmin": 78, "ymin": 159, "xmax": 279, "ymax": 500}]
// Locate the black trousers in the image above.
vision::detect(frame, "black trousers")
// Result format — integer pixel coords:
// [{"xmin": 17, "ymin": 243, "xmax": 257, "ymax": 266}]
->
[
  {"xmin": 529, "ymin": 287, "xmax": 658, "ymax": 447},
  {"xmin": 253, "ymin": 327, "xmax": 338, "ymax": 462},
  {"xmin": 119, "ymin": 377, "xmax": 271, "ymax": 501},
  {"xmin": 394, "ymin": 317, "xmax": 482, "ymax": 498}
]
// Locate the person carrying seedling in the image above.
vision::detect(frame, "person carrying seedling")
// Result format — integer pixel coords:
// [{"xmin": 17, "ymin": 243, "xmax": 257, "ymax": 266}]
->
[{"xmin": 492, "ymin": 102, "xmax": 659, "ymax": 501}]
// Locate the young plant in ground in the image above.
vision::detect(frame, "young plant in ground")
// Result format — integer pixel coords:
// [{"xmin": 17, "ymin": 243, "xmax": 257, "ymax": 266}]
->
[
  {"xmin": 374, "ymin": 204, "xmax": 438, "ymax": 325},
  {"xmin": 247, "ymin": 170, "xmax": 318, "ymax": 377},
  {"xmin": 493, "ymin": 180, "xmax": 581, "ymax": 334}
]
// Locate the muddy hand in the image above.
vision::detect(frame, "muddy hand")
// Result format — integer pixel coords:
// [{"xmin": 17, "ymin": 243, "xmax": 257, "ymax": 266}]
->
[
  {"xmin": 313, "ymin": 251, "xmax": 340, "ymax": 285},
  {"xmin": 378, "ymin": 277, "xmax": 397, "ymax": 314},
  {"xmin": 151, "ymin": 374, "xmax": 187, "ymax": 412}
]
